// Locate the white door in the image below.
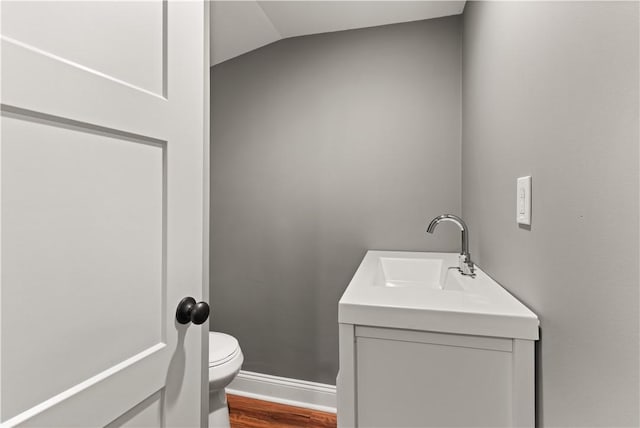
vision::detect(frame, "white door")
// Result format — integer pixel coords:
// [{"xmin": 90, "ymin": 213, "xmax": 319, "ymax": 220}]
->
[{"xmin": 0, "ymin": 1, "xmax": 210, "ymax": 426}]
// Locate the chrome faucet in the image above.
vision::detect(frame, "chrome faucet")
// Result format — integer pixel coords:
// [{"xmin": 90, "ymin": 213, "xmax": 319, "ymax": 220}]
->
[{"xmin": 427, "ymin": 214, "xmax": 475, "ymax": 276}]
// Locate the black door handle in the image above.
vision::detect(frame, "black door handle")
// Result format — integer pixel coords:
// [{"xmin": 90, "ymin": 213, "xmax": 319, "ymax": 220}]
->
[{"xmin": 176, "ymin": 297, "xmax": 210, "ymax": 325}]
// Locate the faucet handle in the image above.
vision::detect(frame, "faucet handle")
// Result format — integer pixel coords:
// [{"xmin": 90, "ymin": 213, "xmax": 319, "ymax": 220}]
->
[{"xmin": 458, "ymin": 254, "xmax": 475, "ymax": 277}]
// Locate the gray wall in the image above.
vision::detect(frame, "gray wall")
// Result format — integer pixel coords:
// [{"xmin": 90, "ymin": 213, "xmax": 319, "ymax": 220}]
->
[
  {"xmin": 210, "ymin": 17, "xmax": 462, "ymax": 384},
  {"xmin": 462, "ymin": 2, "xmax": 639, "ymax": 426}
]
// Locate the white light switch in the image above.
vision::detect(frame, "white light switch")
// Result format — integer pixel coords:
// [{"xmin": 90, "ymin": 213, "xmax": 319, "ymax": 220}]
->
[{"xmin": 517, "ymin": 176, "xmax": 532, "ymax": 225}]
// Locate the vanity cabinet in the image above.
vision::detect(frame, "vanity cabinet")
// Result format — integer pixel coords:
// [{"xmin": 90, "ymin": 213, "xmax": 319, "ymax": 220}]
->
[
  {"xmin": 337, "ymin": 251, "xmax": 539, "ymax": 428},
  {"xmin": 337, "ymin": 324, "xmax": 535, "ymax": 427}
]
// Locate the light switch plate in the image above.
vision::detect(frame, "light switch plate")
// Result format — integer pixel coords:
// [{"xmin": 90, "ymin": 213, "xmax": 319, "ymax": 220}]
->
[{"xmin": 517, "ymin": 176, "xmax": 532, "ymax": 225}]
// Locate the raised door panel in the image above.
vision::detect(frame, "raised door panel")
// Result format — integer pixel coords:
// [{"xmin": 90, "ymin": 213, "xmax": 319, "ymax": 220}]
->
[
  {"xmin": 2, "ymin": 1, "xmax": 165, "ymax": 96},
  {"xmin": 0, "ymin": 4, "xmax": 169, "ymax": 144},
  {"xmin": 1, "ymin": 113, "xmax": 165, "ymax": 421},
  {"xmin": 104, "ymin": 391, "xmax": 164, "ymax": 428}
]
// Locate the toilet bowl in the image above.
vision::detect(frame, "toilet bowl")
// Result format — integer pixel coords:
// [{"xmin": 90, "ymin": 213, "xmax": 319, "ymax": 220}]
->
[{"xmin": 209, "ymin": 331, "xmax": 243, "ymax": 428}]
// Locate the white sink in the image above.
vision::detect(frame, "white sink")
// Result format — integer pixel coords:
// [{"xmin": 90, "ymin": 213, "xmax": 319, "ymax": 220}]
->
[
  {"xmin": 376, "ymin": 257, "xmax": 464, "ymax": 291},
  {"xmin": 339, "ymin": 251, "xmax": 539, "ymax": 339}
]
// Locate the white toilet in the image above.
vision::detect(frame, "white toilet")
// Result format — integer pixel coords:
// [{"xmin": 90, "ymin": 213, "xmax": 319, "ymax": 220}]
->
[{"xmin": 208, "ymin": 331, "xmax": 243, "ymax": 428}]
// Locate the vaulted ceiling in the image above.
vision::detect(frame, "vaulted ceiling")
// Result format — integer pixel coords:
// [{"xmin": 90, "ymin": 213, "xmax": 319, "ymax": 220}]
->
[{"xmin": 210, "ymin": 1, "xmax": 466, "ymax": 66}]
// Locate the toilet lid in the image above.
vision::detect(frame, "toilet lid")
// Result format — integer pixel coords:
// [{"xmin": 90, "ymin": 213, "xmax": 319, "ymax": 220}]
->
[{"xmin": 209, "ymin": 332, "xmax": 240, "ymax": 367}]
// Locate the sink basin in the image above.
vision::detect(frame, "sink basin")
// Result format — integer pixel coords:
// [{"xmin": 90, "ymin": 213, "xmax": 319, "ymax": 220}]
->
[
  {"xmin": 376, "ymin": 257, "xmax": 463, "ymax": 291},
  {"xmin": 339, "ymin": 251, "xmax": 539, "ymax": 339}
]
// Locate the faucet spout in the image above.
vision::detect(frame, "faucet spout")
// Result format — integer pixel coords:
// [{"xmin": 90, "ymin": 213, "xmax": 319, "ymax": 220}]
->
[{"xmin": 426, "ymin": 214, "xmax": 474, "ymax": 276}]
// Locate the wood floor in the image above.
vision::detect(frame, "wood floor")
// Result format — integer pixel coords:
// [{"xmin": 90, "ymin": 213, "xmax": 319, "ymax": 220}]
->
[{"xmin": 227, "ymin": 394, "xmax": 337, "ymax": 428}]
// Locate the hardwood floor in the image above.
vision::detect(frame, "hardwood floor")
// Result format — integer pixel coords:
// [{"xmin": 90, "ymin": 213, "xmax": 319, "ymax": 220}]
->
[{"xmin": 227, "ymin": 394, "xmax": 337, "ymax": 428}]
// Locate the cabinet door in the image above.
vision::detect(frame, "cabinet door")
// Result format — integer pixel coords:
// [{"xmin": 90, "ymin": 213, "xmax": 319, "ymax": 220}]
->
[{"xmin": 356, "ymin": 335, "xmax": 512, "ymax": 427}]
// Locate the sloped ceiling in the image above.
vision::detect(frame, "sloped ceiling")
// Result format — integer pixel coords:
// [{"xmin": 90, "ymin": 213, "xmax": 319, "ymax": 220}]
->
[{"xmin": 210, "ymin": 1, "xmax": 466, "ymax": 66}]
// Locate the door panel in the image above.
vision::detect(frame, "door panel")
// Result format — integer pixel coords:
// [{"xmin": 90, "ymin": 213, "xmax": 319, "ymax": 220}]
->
[
  {"xmin": 2, "ymin": 1, "xmax": 165, "ymax": 95},
  {"xmin": 105, "ymin": 391, "xmax": 164, "ymax": 428},
  {"xmin": 0, "ymin": 1, "xmax": 208, "ymax": 426},
  {"xmin": 2, "ymin": 113, "xmax": 165, "ymax": 420}
]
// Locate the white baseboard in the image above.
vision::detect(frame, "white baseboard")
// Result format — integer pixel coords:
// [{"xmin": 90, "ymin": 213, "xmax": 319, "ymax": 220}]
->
[{"xmin": 226, "ymin": 370, "xmax": 337, "ymax": 414}]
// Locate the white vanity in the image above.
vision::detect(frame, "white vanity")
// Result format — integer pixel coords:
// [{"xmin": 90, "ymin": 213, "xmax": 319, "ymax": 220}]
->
[{"xmin": 337, "ymin": 251, "xmax": 539, "ymax": 427}]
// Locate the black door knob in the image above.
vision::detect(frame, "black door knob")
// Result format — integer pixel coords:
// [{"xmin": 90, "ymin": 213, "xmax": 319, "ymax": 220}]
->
[{"xmin": 176, "ymin": 297, "xmax": 210, "ymax": 325}]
